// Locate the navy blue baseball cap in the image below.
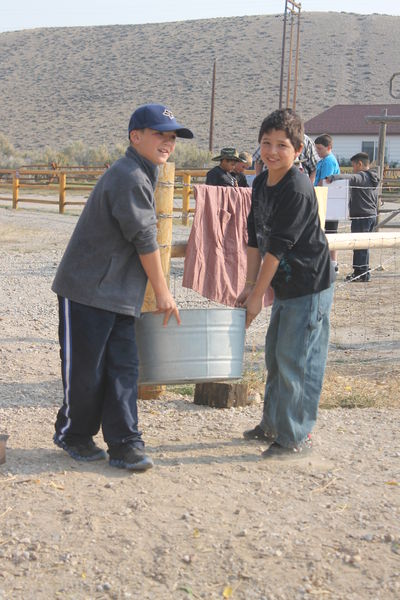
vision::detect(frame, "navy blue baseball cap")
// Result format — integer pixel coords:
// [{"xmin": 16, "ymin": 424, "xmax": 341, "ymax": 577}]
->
[{"xmin": 128, "ymin": 103, "xmax": 194, "ymax": 139}]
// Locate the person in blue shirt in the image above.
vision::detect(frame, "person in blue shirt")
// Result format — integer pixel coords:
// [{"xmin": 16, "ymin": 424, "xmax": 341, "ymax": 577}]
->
[{"xmin": 314, "ymin": 134, "xmax": 340, "ymax": 269}]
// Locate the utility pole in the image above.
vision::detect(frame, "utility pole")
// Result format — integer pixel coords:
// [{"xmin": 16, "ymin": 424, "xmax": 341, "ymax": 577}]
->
[
  {"xmin": 279, "ymin": 1, "xmax": 301, "ymax": 109},
  {"xmin": 209, "ymin": 59, "xmax": 216, "ymax": 152},
  {"xmin": 278, "ymin": 1, "xmax": 288, "ymax": 109},
  {"xmin": 364, "ymin": 109, "xmax": 400, "ymax": 229}
]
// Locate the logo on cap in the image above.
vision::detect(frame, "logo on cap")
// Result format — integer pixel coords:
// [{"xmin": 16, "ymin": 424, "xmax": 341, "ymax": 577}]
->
[{"xmin": 163, "ymin": 109, "xmax": 174, "ymax": 120}]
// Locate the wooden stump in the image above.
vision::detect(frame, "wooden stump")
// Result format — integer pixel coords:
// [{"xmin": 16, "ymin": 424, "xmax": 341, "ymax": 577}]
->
[
  {"xmin": 194, "ymin": 381, "xmax": 249, "ymax": 409},
  {"xmin": 137, "ymin": 385, "xmax": 164, "ymax": 400}
]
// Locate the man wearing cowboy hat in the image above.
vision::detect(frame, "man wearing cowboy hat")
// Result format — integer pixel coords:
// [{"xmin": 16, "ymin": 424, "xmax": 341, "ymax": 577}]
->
[{"xmin": 206, "ymin": 147, "xmax": 246, "ymax": 187}]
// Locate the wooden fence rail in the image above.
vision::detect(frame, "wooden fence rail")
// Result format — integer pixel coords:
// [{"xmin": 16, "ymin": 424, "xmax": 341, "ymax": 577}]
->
[
  {"xmin": 0, "ymin": 167, "xmax": 105, "ymax": 214},
  {"xmin": 1, "ymin": 165, "xmax": 399, "ymax": 222},
  {"xmin": 0, "ymin": 167, "xmax": 255, "ymax": 221}
]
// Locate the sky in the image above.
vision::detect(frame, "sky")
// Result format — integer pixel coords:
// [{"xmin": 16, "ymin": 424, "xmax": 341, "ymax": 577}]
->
[{"xmin": 0, "ymin": 0, "xmax": 399, "ymax": 33}]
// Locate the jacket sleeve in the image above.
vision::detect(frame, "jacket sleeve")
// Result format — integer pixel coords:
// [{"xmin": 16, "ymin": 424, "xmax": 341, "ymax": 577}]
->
[
  {"xmin": 331, "ymin": 173, "xmax": 359, "ymax": 185},
  {"xmin": 206, "ymin": 170, "xmax": 218, "ymax": 185},
  {"xmin": 110, "ymin": 183, "xmax": 158, "ymax": 255}
]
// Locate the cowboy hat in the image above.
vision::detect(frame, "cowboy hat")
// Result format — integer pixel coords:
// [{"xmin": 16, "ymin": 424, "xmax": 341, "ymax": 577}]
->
[{"xmin": 212, "ymin": 147, "xmax": 242, "ymax": 161}]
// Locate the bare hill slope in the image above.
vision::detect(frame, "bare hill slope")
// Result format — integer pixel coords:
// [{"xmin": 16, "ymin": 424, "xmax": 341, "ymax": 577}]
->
[{"xmin": 1, "ymin": 12, "xmax": 399, "ymax": 153}]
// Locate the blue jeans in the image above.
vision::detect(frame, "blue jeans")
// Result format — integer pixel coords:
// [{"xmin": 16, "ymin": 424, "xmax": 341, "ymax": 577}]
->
[
  {"xmin": 351, "ymin": 216, "xmax": 376, "ymax": 271},
  {"xmin": 260, "ymin": 284, "xmax": 334, "ymax": 448}
]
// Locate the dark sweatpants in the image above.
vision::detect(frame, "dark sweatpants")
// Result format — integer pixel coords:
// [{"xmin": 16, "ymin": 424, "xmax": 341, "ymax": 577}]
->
[
  {"xmin": 351, "ymin": 216, "xmax": 376, "ymax": 271},
  {"xmin": 55, "ymin": 296, "xmax": 143, "ymax": 449}
]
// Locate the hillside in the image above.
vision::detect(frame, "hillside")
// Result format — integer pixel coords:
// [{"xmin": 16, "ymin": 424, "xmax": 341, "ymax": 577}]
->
[{"xmin": 1, "ymin": 12, "xmax": 400, "ymax": 154}]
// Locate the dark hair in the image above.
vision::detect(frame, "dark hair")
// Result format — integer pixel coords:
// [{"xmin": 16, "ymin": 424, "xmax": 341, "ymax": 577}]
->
[
  {"xmin": 258, "ymin": 108, "xmax": 304, "ymax": 150},
  {"xmin": 314, "ymin": 134, "xmax": 333, "ymax": 147},
  {"xmin": 350, "ymin": 152, "xmax": 370, "ymax": 166}
]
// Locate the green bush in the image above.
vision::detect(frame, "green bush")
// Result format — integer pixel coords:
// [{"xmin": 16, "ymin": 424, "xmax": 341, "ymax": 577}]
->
[
  {"xmin": 169, "ymin": 142, "xmax": 212, "ymax": 169},
  {"xmin": 0, "ymin": 132, "xmax": 211, "ymax": 170},
  {"xmin": 28, "ymin": 141, "xmax": 127, "ymax": 168},
  {"xmin": 0, "ymin": 133, "xmax": 23, "ymax": 167}
]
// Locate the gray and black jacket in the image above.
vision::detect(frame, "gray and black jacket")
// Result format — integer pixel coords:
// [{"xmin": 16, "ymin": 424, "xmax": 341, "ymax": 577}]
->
[
  {"xmin": 330, "ymin": 169, "xmax": 379, "ymax": 217},
  {"xmin": 52, "ymin": 145, "xmax": 159, "ymax": 317}
]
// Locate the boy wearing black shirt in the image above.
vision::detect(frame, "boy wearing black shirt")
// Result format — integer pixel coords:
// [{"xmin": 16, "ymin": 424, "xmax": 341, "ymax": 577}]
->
[{"xmin": 237, "ymin": 109, "xmax": 335, "ymax": 459}]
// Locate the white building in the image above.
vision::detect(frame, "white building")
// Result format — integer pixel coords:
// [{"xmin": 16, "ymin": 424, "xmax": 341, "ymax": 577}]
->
[{"xmin": 305, "ymin": 104, "xmax": 400, "ymax": 166}]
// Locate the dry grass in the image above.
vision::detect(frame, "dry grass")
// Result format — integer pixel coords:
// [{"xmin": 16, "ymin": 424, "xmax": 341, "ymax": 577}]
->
[
  {"xmin": 321, "ymin": 370, "xmax": 400, "ymax": 409},
  {"xmin": 168, "ymin": 369, "xmax": 400, "ymax": 410}
]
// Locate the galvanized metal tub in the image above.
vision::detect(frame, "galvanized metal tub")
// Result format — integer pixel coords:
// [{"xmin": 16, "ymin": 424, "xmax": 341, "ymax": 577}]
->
[{"xmin": 135, "ymin": 308, "xmax": 246, "ymax": 384}]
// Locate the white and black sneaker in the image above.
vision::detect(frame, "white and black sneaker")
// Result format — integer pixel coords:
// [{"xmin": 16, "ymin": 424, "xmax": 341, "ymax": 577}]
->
[
  {"xmin": 53, "ymin": 434, "xmax": 107, "ymax": 462},
  {"xmin": 108, "ymin": 445, "xmax": 153, "ymax": 472}
]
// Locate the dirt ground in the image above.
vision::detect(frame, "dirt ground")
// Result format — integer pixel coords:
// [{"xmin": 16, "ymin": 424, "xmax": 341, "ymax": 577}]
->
[{"xmin": 0, "ymin": 206, "xmax": 399, "ymax": 600}]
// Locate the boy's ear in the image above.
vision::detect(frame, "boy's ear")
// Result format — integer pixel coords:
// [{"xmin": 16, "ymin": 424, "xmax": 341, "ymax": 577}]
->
[
  {"xmin": 129, "ymin": 130, "xmax": 140, "ymax": 144},
  {"xmin": 295, "ymin": 142, "xmax": 304, "ymax": 157}
]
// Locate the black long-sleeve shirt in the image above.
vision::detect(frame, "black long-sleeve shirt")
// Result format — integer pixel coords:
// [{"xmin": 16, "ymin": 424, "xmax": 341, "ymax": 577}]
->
[{"xmin": 247, "ymin": 167, "xmax": 333, "ymax": 299}]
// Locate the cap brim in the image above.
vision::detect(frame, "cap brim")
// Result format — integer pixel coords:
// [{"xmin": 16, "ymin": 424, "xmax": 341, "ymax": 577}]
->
[
  {"xmin": 152, "ymin": 122, "xmax": 194, "ymax": 139},
  {"xmin": 175, "ymin": 128, "xmax": 194, "ymax": 139}
]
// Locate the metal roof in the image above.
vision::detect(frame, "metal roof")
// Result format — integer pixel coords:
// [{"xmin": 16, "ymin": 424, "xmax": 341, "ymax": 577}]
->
[{"xmin": 305, "ymin": 104, "xmax": 400, "ymax": 135}]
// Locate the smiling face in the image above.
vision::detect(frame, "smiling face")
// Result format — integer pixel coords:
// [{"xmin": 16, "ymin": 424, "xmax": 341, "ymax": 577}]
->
[
  {"xmin": 129, "ymin": 128, "xmax": 177, "ymax": 165},
  {"xmin": 260, "ymin": 128, "xmax": 302, "ymax": 184}
]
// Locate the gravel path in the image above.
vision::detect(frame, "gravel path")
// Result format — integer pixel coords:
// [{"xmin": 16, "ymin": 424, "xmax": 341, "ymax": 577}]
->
[{"xmin": 0, "ymin": 206, "xmax": 399, "ymax": 600}]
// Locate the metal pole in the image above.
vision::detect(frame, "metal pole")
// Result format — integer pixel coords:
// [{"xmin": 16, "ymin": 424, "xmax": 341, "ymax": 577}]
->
[
  {"xmin": 286, "ymin": 9, "xmax": 295, "ymax": 107},
  {"xmin": 365, "ymin": 113, "xmax": 400, "ymax": 229},
  {"xmin": 376, "ymin": 109, "xmax": 388, "ymax": 229},
  {"xmin": 376, "ymin": 109, "xmax": 388, "ymax": 179},
  {"xmin": 292, "ymin": 6, "xmax": 301, "ymax": 109},
  {"xmin": 209, "ymin": 59, "xmax": 216, "ymax": 153},
  {"xmin": 279, "ymin": 1, "xmax": 288, "ymax": 109}
]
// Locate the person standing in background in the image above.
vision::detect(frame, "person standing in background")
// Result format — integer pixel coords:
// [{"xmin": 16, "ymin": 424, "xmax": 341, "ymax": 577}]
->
[
  {"xmin": 232, "ymin": 151, "xmax": 253, "ymax": 187},
  {"xmin": 314, "ymin": 134, "xmax": 340, "ymax": 271},
  {"xmin": 206, "ymin": 147, "xmax": 242, "ymax": 187},
  {"xmin": 327, "ymin": 152, "xmax": 379, "ymax": 282}
]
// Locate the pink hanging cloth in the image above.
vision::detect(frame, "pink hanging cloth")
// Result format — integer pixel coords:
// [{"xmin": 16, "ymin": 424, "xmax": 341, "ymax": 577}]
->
[{"xmin": 182, "ymin": 184, "xmax": 274, "ymax": 307}]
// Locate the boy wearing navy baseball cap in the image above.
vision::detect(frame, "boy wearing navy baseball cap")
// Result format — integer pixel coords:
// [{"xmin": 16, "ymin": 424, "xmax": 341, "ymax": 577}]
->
[{"xmin": 52, "ymin": 104, "xmax": 193, "ymax": 471}]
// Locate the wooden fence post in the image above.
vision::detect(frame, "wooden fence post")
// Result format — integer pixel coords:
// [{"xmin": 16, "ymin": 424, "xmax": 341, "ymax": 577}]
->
[
  {"xmin": 12, "ymin": 173, "xmax": 19, "ymax": 209},
  {"xmin": 58, "ymin": 172, "xmax": 66, "ymax": 214},
  {"xmin": 138, "ymin": 161, "xmax": 175, "ymax": 400},
  {"xmin": 181, "ymin": 172, "xmax": 191, "ymax": 226}
]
